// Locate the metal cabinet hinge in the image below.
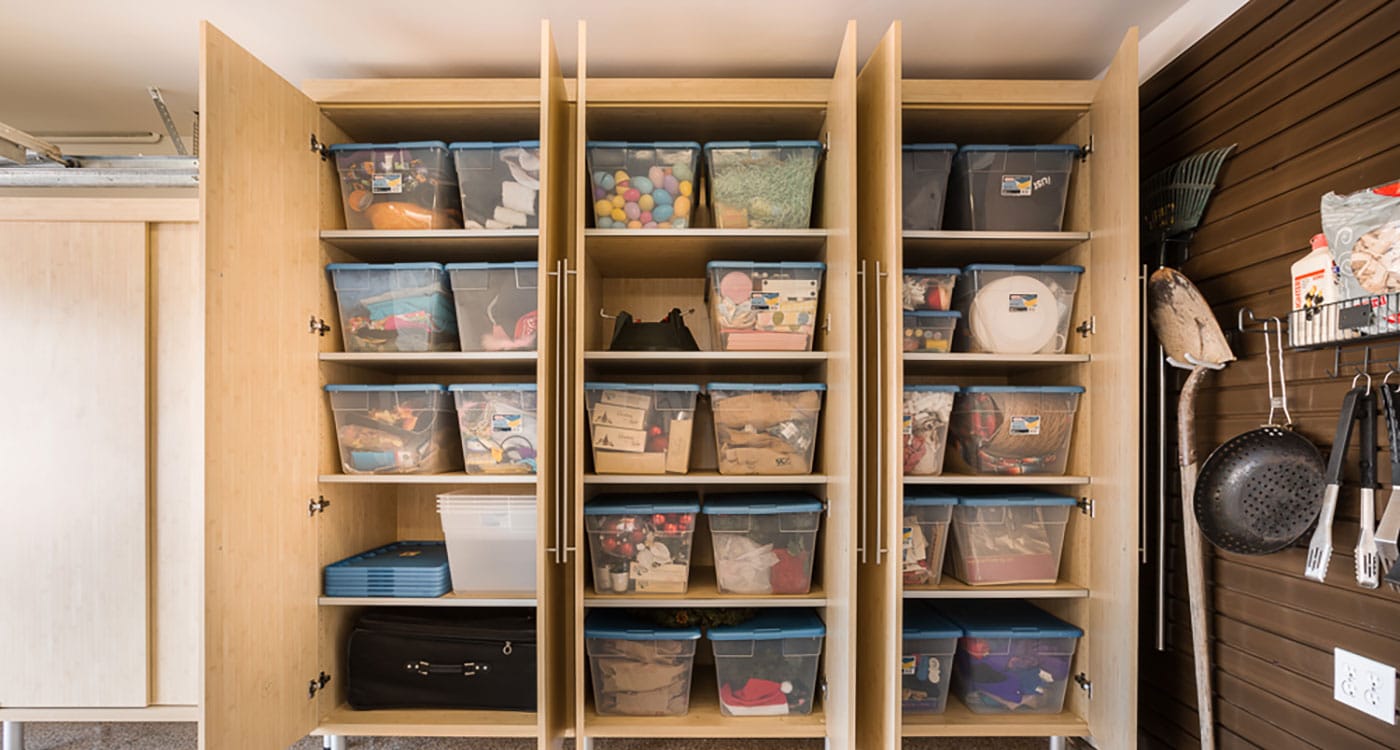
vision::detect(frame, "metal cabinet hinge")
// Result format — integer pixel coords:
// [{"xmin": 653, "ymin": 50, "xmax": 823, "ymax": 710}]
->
[
  {"xmin": 823, "ymin": 313, "xmax": 832, "ymax": 334},
  {"xmin": 821, "ymin": 132, "xmax": 831, "ymax": 154},
  {"xmin": 1077, "ymin": 497, "xmax": 1095, "ymax": 518},
  {"xmin": 820, "ymin": 677, "xmax": 829, "ymax": 704},
  {"xmin": 310, "ymin": 134, "xmax": 330, "ymax": 161},
  {"xmin": 1076, "ymin": 316, "xmax": 1096, "ymax": 338},
  {"xmin": 308, "ymin": 671, "xmax": 331, "ymax": 698},
  {"xmin": 1078, "ymin": 135, "xmax": 1093, "ymax": 162},
  {"xmin": 1074, "ymin": 672, "xmax": 1092, "ymax": 699},
  {"xmin": 309, "ymin": 315, "xmax": 330, "ymax": 336},
  {"xmin": 309, "ymin": 496, "xmax": 330, "ymax": 516}
]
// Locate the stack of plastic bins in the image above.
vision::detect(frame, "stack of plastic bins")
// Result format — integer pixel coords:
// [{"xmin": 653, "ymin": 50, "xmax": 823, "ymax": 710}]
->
[
  {"xmin": 708, "ymin": 609, "xmax": 826, "ymax": 716},
  {"xmin": 585, "ymin": 610, "xmax": 702, "ymax": 716},
  {"xmin": 708, "ymin": 383, "xmax": 826, "ymax": 475},
  {"xmin": 936, "ymin": 599, "xmax": 1084, "ymax": 714},
  {"xmin": 435, "ymin": 493, "xmax": 537, "ymax": 594},
  {"xmin": 703, "ymin": 141, "xmax": 823, "ymax": 229},
  {"xmin": 585, "ymin": 383, "xmax": 701, "ymax": 475},
  {"xmin": 901, "ymin": 144, "xmax": 957, "ymax": 230},
  {"xmin": 944, "ymin": 145, "xmax": 1079, "ymax": 231},
  {"xmin": 901, "ymin": 602, "xmax": 962, "ymax": 714},
  {"xmin": 327, "ymin": 262, "xmax": 459, "ymax": 352},
  {"xmin": 704, "ymin": 492, "xmax": 823, "ymax": 595},
  {"xmin": 325, "ymin": 384, "xmax": 462, "ymax": 474},
  {"xmin": 901, "ymin": 491, "xmax": 955, "ymax": 587},
  {"xmin": 449, "ymin": 383, "xmax": 539, "ymax": 475},
  {"xmin": 583, "ymin": 493, "xmax": 700, "ymax": 594},
  {"xmin": 946, "ymin": 492, "xmax": 1075, "ymax": 585}
]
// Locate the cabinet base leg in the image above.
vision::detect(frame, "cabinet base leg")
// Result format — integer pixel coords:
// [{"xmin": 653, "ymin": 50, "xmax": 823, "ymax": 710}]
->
[
  {"xmin": 2, "ymin": 722, "xmax": 22, "ymax": 750},
  {"xmin": 1049, "ymin": 737, "xmax": 1068, "ymax": 750},
  {"xmin": 323, "ymin": 735, "xmax": 346, "ymax": 750}
]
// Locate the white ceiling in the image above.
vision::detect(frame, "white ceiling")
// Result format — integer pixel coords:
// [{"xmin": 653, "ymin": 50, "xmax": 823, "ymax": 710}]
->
[{"xmin": 0, "ymin": 0, "xmax": 1193, "ymax": 151}]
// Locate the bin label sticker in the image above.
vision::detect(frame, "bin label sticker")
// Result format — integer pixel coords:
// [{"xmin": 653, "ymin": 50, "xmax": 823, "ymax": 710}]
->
[
  {"xmin": 749, "ymin": 291, "xmax": 781, "ymax": 311},
  {"xmin": 492, "ymin": 413, "xmax": 523, "ymax": 433},
  {"xmin": 902, "ymin": 655, "xmax": 918, "ymax": 675},
  {"xmin": 372, "ymin": 173, "xmax": 404, "ymax": 194},
  {"xmin": 600, "ymin": 390, "xmax": 653, "ymax": 411},
  {"xmin": 1009, "ymin": 293, "xmax": 1039, "ymax": 312},
  {"xmin": 903, "ymin": 414, "xmax": 914, "ymax": 435},
  {"xmin": 762, "ymin": 278, "xmax": 820, "ymax": 300},
  {"xmin": 1001, "ymin": 174, "xmax": 1033, "ymax": 196},
  {"xmin": 1010, "ymin": 415, "xmax": 1042, "ymax": 435}
]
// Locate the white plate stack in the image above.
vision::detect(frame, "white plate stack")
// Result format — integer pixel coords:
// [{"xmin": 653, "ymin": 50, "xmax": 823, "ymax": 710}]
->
[{"xmin": 436, "ymin": 493, "xmax": 537, "ymax": 594}]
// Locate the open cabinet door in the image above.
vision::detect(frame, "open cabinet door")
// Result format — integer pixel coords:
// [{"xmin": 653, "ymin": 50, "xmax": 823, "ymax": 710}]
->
[
  {"xmin": 855, "ymin": 20, "xmax": 902, "ymax": 750},
  {"xmin": 1085, "ymin": 27, "xmax": 1140, "ymax": 750},
  {"xmin": 200, "ymin": 22, "xmax": 323, "ymax": 750}
]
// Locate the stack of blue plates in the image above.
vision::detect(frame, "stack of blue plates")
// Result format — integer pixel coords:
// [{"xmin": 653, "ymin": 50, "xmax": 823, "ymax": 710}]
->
[{"xmin": 323, "ymin": 541, "xmax": 452, "ymax": 598}]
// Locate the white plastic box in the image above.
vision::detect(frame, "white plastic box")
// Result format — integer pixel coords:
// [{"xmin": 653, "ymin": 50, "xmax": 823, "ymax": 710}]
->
[
  {"xmin": 449, "ymin": 383, "xmax": 538, "ymax": 475},
  {"xmin": 445, "ymin": 262, "xmax": 539, "ymax": 352},
  {"xmin": 584, "ymin": 383, "xmax": 700, "ymax": 475},
  {"xmin": 703, "ymin": 493, "xmax": 823, "ymax": 595},
  {"xmin": 708, "ymin": 610, "xmax": 826, "ymax": 716},
  {"xmin": 902, "ymin": 491, "xmax": 955, "ymax": 587},
  {"xmin": 707, "ymin": 261, "xmax": 825, "ymax": 351},
  {"xmin": 327, "ymin": 262, "xmax": 459, "ymax": 353},
  {"xmin": 436, "ymin": 493, "xmax": 537, "ymax": 593},
  {"xmin": 946, "ymin": 493, "xmax": 1075, "ymax": 585},
  {"xmin": 947, "ymin": 385, "xmax": 1084, "ymax": 475},
  {"xmin": 450, "ymin": 141, "xmax": 540, "ymax": 230},
  {"xmin": 704, "ymin": 141, "xmax": 823, "ymax": 229},
  {"xmin": 903, "ymin": 385, "xmax": 958, "ymax": 475},
  {"xmin": 325, "ymin": 384, "xmax": 461, "ymax": 474},
  {"xmin": 587, "ymin": 142, "xmax": 700, "ymax": 229},
  {"xmin": 708, "ymin": 383, "xmax": 825, "ymax": 475},
  {"xmin": 585, "ymin": 611, "xmax": 701, "ymax": 716},
  {"xmin": 583, "ymin": 494, "xmax": 700, "ymax": 594},
  {"xmin": 329, "ymin": 141, "xmax": 462, "ymax": 230},
  {"xmin": 954, "ymin": 264, "xmax": 1083, "ymax": 354}
]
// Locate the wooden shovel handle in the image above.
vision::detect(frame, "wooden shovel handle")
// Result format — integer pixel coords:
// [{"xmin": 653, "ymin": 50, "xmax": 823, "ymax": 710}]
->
[{"xmin": 1177, "ymin": 365, "xmax": 1217, "ymax": 750}]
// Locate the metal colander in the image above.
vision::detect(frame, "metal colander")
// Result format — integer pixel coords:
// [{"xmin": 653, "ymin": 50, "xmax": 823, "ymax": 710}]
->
[{"xmin": 1193, "ymin": 426, "xmax": 1325, "ymax": 554}]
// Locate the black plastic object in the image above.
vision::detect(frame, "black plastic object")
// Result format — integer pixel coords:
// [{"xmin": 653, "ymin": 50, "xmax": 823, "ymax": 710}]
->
[
  {"xmin": 608, "ymin": 308, "xmax": 700, "ymax": 352},
  {"xmin": 346, "ymin": 609, "xmax": 536, "ymax": 711}
]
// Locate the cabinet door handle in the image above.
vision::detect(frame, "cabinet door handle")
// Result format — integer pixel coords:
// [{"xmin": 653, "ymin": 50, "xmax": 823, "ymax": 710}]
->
[
  {"xmin": 562, "ymin": 263, "xmax": 577, "ymax": 563},
  {"xmin": 875, "ymin": 261, "xmax": 888, "ymax": 565},
  {"xmin": 548, "ymin": 260, "xmax": 565, "ymax": 564},
  {"xmin": 857, "ymin": 261, "xmax": 868, "ymax": 564}
]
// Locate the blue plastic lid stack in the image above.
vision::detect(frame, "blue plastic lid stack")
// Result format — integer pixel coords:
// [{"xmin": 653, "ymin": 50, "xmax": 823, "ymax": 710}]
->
[
  {"xmin": 323, "ymin": 541, "xmax": 452, "ymax": 598},
  {"xmin": 706, "ymin": 609, "xmax": 826, "ymax": 641}
]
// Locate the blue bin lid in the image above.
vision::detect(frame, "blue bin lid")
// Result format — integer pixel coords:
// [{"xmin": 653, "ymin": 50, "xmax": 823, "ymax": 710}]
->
[
  {"xmin": 933, "ymin": 600, "xmax": 1083, "ymax": 639},
  {"xmin": 957, "ymin": 144, "xmax": 1081, "ymax": 153},
  {"xmin": 325, "ymin": 384, "xmax": 446, "ymax": 393},
  {"xmin": 904, "ymin": 604, "xmax": 963, "ymax": 639},
  {"xmin": 905, "ymin": 267, "xmax": 961, "ymax": 275},
  {"xmin": 585, "ymin": 382, "xmax": 701, "ymax": 393},
  {"xmin": 956, "ymin": 492, "xmax": 1077, "ymax": 508},
  {"xmin": 707, "ymin": 382, "xmax": 826, "ymax": 392},
  {"xmin": 963, "ymin": 263, "xmax": 1084, "ymax": 274},
  {"xmin": 904, "ymin": 310, "xmax": 962, "ymax": 319},
  {"xmin": 447, "ymin": 383, "xmax": 537, "ymax": 392},
  {"xmin": 326, "ymin": 262, "xmax": 445, "ymax": 272},
  {"xmin": 583, "ymin": 492, "xmax": 700, "ymax": 515},
  {"xmin": 905, "ymin": 384, "xmax": 959, "ymax": 393},
  {"xmin": 903, "ymin": 143, "xmax": 958, "ymax": 152},
  {"xmin": 444, "ymin": 261, "xmax": 539, "ymax": 271},
  {"xmin": 702, "ymin": 492, "xmax": 823, "ymax": 515},
  {"xmin": 587, "ymin": 140, "xmax": 701, "ymax": 150},
  {"xmin": 707, "ymin": 609, "xmax": 826, "ymax": 641},
  {"xmin": 324, "ymin": 541, "xmax": 449, "ymax": 572},
  {"xmin": 449, "ymin": 140, "xmax": 540, "ymax": 150},
  {"xmin": 904, "ymin": 490, "xmax": 957, "ymax": 508},
  {"xmin": 960, "ymin": 385, "xmax": 1084, "ymax": 395},
  {"xmin": 328, "ymin": 141, "xmax": 448, "ymax": 151},
  {"xmin": 585, "ymin": 611, "xmax": 701, "ymax": 641},
  {"xmin": 704, "ymin": 140, "xmax": 823, "ymax": 151},
  {"xmin": 706, "ymin": 261, "xmax": 826, "ymax": 271}
]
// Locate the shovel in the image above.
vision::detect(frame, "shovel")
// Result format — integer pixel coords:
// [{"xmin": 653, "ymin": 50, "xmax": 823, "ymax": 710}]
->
[{"xmin": 1148, "ymin": 267, "xmax": 1234, "ymax": 750}]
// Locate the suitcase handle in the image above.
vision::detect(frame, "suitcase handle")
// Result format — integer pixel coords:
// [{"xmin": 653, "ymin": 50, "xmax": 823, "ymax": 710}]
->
[{"xmin": 404, "ymin": 660, "xmax": 492, "ymax": 677}]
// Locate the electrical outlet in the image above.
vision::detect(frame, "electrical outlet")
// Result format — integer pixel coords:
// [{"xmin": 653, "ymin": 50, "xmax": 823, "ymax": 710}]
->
[{"xmin": 1335, "ymin": 647, "xmax": 1397, "ymax": 724}]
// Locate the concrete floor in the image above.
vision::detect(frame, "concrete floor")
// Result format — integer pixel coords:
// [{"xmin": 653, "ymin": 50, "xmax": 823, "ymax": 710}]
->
[{"xmin": 10, "ymin": 723, "xmax": 1050, "ymax": 749}]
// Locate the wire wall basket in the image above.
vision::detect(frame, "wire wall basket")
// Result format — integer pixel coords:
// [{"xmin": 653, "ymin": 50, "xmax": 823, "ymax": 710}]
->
[{"xmin": 1289, "ymin": 293, "xmax": 1400, "ymax": 350}]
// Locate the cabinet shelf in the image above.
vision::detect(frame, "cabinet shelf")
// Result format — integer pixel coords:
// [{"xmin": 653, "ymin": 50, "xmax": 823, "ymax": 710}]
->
[
  {"xmin": 315, "ymin": 705, "xmax": 538, "ymax": 738},
  {"xmin": 902, "ymin": 580, "xmax": 1088, "ymax": 599},
  {"xmin": 900, "ymin": 696, "xmax": 1088, "ymax": 738},
  {"xmin": 584, "ymin": 229, "xmax": 828, "ymax": 276},
  {"xmin": 903, "ymin": 474, "xmax": 1089, "ymax": 486},
  {"xmin": 585, "ymin": 350, "xmax": 827, "ymax": 375},
  {"xmin": 902, "ymin": 231, "xmax": 1088, "ymax": 265},
  {"xmin": 585, "ymin": 568, "xmax": 825, "ymax": 608},
  {"xmin": 319, "ymin": 229, "xmax": 539, "ymax": 262},
  {"xmin": 319, "ymin": 351, "xmax": 538, "ymax": 375},
  {"xmin": 319, "ymin": 591, "xmax": 538, "ymax": 607},
  {"xmin": 319, "ymin": 474, "xmax": 537, "ymax": 485},
  {"xmin": 583, "ymin": 672, "xmax": 827, "ymax": 739},
  {"xmin": 903, "ymin": 352, "xmax": 1089, "ymax": 372},
  {"xmin": 585, "ymin": 472, "xmax": 828, "ymax": 486}
]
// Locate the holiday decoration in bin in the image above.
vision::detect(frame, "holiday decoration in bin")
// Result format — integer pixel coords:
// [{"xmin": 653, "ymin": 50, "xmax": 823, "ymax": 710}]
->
[
  {"xmin": 948, "ymin": 385, "xmax": 1084, "ymax": 475},
  {"xmin": 584, "ymin": 610, "xmax": 701, "ymax": 716},
  {"xmin": 935, "ymin": 599, "xmax": 1083, "ymax": 714},
  {"xmin": 583, "ymin": 493, "xmax": 700, "ymax": 594},
  {"xmin": 902, "ymin": 602, "xmax": 962, "ymax": 714},
  {"xmin": 445, "ymin": 261, "xmax": 539, "ymax": 352},
  {"xmin": 708, "ymin": 382, "xmax": 825, "ymax": 475},
  {"xmin": 901, "ymin": 491, "xmax": 956, "ymax": 586},
  {"xmin": 327, "ymin": 262, "xmax": 459, "ymax": 353},
  {"xmin": 585, "ymin": 383, "xmax": 700, "ymax": 474},
  {"xmin": 587, "ymin": 141, "xmax": 700, "ymax": 229},
  {"xmin": 946, "ymin": 492, "xmax": 1075, "ymax": 585},
  {"xmin": 703, "ymin": 492, "xmax": 823, "ymax": 595},
  {"xmin": 707, "ymin": 261, "xmax": 825, "ymax": 351},
  {"xmin": 330, "ymin": 141, "xmax": 462, "ymax": 229},
  {"xmin": 704, "ymin": 141, "xmax": 823, "ymax": 229},
  {"xmin": 449, "ymin": 141, "xmax": 540, "ymax": 229},
  {"xmin": 325, "ymin": 384, "xmax": 462, "ymax": 474},
  {"xmin": 449, "ymin": 383, "xmax": 538, "ymax": 475},
  {"xmin": 903, "ymin": 385, "xmax": 958, "ymax": 476},
  {"xmin": 708, "ymin": 609, "xmax": 826, "ymax": 716}
]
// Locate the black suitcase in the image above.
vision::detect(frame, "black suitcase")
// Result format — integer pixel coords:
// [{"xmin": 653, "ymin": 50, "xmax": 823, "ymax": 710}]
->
[{"xmin": 346, "ymin": 608, "xmax": 536, "ymax": 711}]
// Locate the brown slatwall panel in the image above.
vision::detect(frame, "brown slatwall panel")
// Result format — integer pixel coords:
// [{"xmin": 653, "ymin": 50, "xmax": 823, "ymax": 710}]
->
[{"xmin": 1141, "ymin": 1, "xmax": 1400, "ymax": 748}]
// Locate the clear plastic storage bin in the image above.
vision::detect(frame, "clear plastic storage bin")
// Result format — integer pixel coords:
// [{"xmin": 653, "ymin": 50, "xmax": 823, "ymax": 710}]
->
[
  {"xmin": 948, "ymin": 386, "xmax": 1084, "ymax": 475},
  {"xmin": 704, "ymin": 141, "xmax": 823, "ymax": 229},
  {"xmin": 330, "ymin": 141, "xmax": 462, "ymax": 230},
  {"xmin": 587, "ymin": 142, "xmax": 701, "ymax": 229},
  {"xmin": 585, "ymin": 383, "xmax": 700, "ymax": 474},
  {"xmin": 584, "ymin": 493, "xmax": 700, "ymax": 594},
  {"xmin": 585, "ymin": 611, "xmax": 701, "ymax": 716},
  {"xmin": 445, "ymin": 261, "xmax": 539, "ymax": 352},
  {"xmin": 326, "ymin": 384, "xmax": 461, "ymax": 474},
  {"xmin": 903, "ymin": 267, "xmax": 960, "ymax": 311},
  {"xmin": 707, "ymin": 261, "xmax": 825, "ymax": 351},
  {"xmin": 945, "ymin": 145, "xmax": 1079, "ymax": 231},
  {"xmin": 947, "ymin": 493, "xmax": 1075, "ymax": 585},
  {"xmin": 954, "ymin": 264, "xmax": 1083, "ymax": 354},
  {"xmin": 708, "ymin": 383, "xmax": 825, "ymax": 475},
  {"xmin": 902, "ymin": 144, "xmax": 957, "ymax": 230},
  {"xmin": 902, "ymin": 491, "xmax": 955, "ymax": 586},
  {"xmin": 903, "ymin": 311, "xmax": 960, "ymax": 353},
  {"xmin": 703, "ymin": 493, "xmax": 823, "ymax": 595},
  {"xmin": 449, "ymin": 383, "xmax": 538, "ymax": 475},
  {"xmin": 327, "ymin": 263, "xmax": 459, "ymax": 352},
  {"xmin": 902, "ymin": 603, "xmax": 962, "ymax": 714},
  {"xmin": 708, "ymin": 610, "xmax": 826, "ymax": 716},
  {"xmin": 436, "ymin": 493, "xmax": 537, "ymax": 593},
  {"xmin": 939, "ymin": 599, "xmax": 1083, "ymax": 714},
  {"xmin": 450, "ymin": 141, "xmax": 540, "ymax": 230},
  {"xmin": 903, "ymin": 385, "xmax": 958, "ymax": 476}
]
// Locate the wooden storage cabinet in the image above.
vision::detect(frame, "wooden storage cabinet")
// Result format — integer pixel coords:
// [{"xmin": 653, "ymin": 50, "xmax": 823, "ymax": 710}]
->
[{"xmin": 855, "ymin": 23, "xmax": 1140, "ymax": 749}]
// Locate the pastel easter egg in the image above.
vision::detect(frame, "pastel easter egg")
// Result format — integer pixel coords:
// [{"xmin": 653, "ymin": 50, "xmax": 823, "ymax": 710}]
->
[
  {"xmin": 648, "ymin": 166, "xmax": 665, "ymax": 185},
  {"xmin": 638, "ymin": 194, "xmax": 655, "ymax": 211},
  {"xmin": 652, "ymin": 204, "xmax": 674, "ymax": 222},
  {"xmin": 612, "ymin": 194, "xmax": 627, "ymax": 208},
  {"xmin": 653, "ymin": 189, "xmax": 673, "ymax": 206},
  {"xmin": 613, "ymin": 170, "xmax": 630, "ymax": 186},
  {"xmin": 632, "ymin": 176, "xmax": 654, "ymax": 194},
  {"xmin": 595, "ymin": 199, "xmax": 613, "ymax": 217},
  {"xmin": 593, "ymin": 186, "xmax": 606, "ymax": 200},
  {"xmin": 624, "ymin": 202, "xmax": 641, "ymax": 220},
  {"xmin": 672, "ymin": 162, "xmax": 693, "ymax": 182},
  {"xmin": 672, "ymin": 216, "xmax": 688, "ymax": 229},
  {"xmin": 623, "ymin": 188, "xmax": 641, "ymax": 202},
  {"xmin": 644, "ymin": 221, "xmax": 659, "ymax": 228},
  {"xmin": 663, "ymin": 175, "xmax": 679, "ymax": 193},
  {"xmin": 627, "ymin": 220, "xmax": 642, "ymax": 229},
  {"xmin": 640, "ymin": 210, "xmax": 652, "ymax": 223},
  {"xmin": 610, "ymin": 207, "xmax": 627, "ymax": 222},
  {"xmin": 595, "ymin": 171, "xmax": 614, "ymax": 191},
  {"xmin": 679, "ymin": 180, "xmax": 693, "ymax": 197},
  {"xmin": 673, "ymin": 195, "xmax": 691, "ymax": 218},
  {"xmin": 597, "ymin": 216, "xmax": 615, "ymax": 228}
]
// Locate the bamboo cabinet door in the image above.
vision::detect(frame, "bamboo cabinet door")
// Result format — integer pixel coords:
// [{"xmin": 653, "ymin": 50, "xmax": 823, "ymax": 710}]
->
[
  {"xmin": 200, "ymin": 22, "xmax": 324, "ymax": 750},
  {"xmin": 1084, "ymin": 27, "xmax": 1141, "ymax": 750}
]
